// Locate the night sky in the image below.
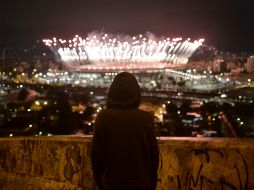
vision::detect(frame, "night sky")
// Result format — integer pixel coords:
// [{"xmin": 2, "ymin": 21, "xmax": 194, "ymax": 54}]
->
[{"xmin": 1, "ymin": 0, "xmax": 253, "ymax": 52}]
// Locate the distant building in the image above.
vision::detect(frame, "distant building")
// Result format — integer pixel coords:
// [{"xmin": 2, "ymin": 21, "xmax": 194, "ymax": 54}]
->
[
  {"xmin": 246, "ymin": 56, "xmax": 254, "ymax": 73},
  {"xmin": 213, "ymin": 58, "xmax": 227, "ymax": 73},
  {"xmin": 207, "ymin": 65, "xmax": 212, "ymax": 72},
  {"xmin": 230, "ymin": 68, "xmax": 244, "ymax": 74},
  {"xmin": 227, "ymin": 62, "xmax": 237, "ymax": 71}
]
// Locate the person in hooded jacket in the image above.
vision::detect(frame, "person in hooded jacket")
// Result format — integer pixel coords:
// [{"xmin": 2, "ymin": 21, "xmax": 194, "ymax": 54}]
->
[{"xmin": 91, "ymin": 72, "xmax": 159, "ymax": 190}]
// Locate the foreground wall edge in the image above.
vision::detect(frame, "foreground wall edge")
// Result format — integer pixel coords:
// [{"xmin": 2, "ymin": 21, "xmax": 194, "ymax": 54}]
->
[{"xmin": 0, "ymin": 137, "xmax": 253, "ymax": 190}]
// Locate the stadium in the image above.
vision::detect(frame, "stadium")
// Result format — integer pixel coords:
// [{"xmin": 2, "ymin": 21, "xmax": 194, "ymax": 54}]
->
[
  {"xmin": 43, "ymin": 32, "xmax": 204, "ymax": 72},
  {"xmin": 41, "ymin": 33, "xmax": 228, "ymax": 91}
]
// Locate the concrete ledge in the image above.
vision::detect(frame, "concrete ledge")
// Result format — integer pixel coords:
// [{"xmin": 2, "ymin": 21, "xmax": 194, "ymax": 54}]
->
[{"xmin": 0, "ymin": 136, "xmax": 253, "ymax": 190}]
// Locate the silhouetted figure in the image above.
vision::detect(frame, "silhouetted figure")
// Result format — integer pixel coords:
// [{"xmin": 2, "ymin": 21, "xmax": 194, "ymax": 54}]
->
[
  {"xmin": 55, "ymin": 90, "xmax": 73, "ymax": 134},
  {"xmin": 91, "ymin": 72, "xmax": 159, "ymax": 190}
]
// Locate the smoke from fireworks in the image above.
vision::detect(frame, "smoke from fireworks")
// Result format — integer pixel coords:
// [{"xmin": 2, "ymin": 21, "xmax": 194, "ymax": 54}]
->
[{"xmin": 43, "ymin": 31, "xmax": 204, "ymax": 71}]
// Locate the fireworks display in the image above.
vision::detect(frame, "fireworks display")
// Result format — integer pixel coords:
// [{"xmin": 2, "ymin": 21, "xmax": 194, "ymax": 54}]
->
[{"xmin": 43, "ymin": 32, "xmax": 204, "ymax": 71}]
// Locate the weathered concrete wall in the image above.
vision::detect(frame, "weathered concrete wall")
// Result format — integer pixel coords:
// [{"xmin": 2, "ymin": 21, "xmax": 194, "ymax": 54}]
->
[{"xmin": 0, "ymin": 137, "xmax": 253, "ymax": 190}]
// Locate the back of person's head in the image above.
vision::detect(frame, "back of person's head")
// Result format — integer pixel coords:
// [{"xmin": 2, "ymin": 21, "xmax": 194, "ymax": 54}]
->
[{"xmin": 107, "ymin": 72, "xmax": 141, "ymax": 109}]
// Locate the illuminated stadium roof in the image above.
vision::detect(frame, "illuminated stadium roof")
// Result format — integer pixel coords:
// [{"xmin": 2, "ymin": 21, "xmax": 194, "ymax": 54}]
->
[{"xmin": 43, "ymin": 32, "xmax": 204, "ymax": 71}]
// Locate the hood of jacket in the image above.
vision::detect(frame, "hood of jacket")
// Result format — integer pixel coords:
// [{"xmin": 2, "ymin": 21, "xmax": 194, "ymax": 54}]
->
[{"xmin": 107, "ymin": 72, "xmax": 141, "ymax": 109}]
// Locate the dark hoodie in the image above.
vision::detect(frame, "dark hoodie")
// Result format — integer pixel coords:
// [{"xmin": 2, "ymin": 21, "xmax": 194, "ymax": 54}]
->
[{"xmin": 91, "ymin": 72, "xmax": 159, "ymax": 190}]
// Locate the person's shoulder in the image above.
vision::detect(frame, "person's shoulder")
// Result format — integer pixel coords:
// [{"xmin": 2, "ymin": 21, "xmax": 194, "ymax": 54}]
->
[
  {"xmin": 95, "ymin": 109, "xmax": 113, "ymax": 126},
  {"xmin": 135, "ymin": 110, "xmax": 154, "ymax": 128},
  {"xmin": 99, "ymin": 108, "xmax": 153, "ymax": 118},
  {"xmin": 96, "ymin": 108, "xmax": 118, "ymax": 118},
  {"xmin": 96, "ymin": 109, "xmax": 109, "ymax": 117},
  {"xmin": 95, "ymin": 109, "xmax": 108, "ymax": 120},
  {"xmin": 137, "ymin": 109, "xmax": 152, "ymax": 114},
  {"xmin": 137, "ymin": 109, "xmax": 154, "ymax": 118}
]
